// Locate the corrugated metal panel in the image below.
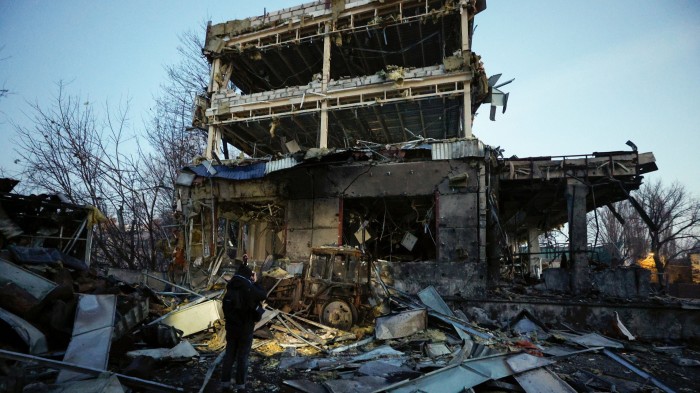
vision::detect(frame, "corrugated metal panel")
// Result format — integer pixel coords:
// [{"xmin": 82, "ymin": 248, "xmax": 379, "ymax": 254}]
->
[
  {"xmin": 186, "ymin": 162, "xmax": 267, "ymax": 180},
  {"xmin": 265, "ymin": 157, "xmax": 298, "ymax": 174},
  {"xmin": 431, "ymin": 140, "xmax": 484, "ymax": 160}
]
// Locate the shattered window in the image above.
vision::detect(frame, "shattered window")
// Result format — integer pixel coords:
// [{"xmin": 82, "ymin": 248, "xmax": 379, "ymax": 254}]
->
[
  {"xmin": 310, "ymin": 253, "xmax": 331, "ymax": 279},
  {"xmin": 356, "ymin": 259, "xmax": 369, "ymax": 283},
  {"xmin": 332, "ymin": 254, "xmax": 347, "ymax": 281}
]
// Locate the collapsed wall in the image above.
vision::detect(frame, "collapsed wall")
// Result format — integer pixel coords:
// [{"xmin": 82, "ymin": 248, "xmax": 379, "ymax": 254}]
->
[{"xmin": 178, "ymin": 140, "xmax": 491, "ymax": 297}]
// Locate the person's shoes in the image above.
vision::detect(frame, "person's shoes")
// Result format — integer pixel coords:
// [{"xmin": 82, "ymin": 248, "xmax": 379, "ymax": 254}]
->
[
  {"xmin": 234, "ymin": 383, "xmax": 246, "ymax": 393},
  {"xmin": 220, "ymin": 381, "xmax": 231, "ymax": 391}
]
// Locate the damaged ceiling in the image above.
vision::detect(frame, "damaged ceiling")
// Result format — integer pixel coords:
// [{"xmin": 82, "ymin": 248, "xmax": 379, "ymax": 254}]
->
[
  {"xmin": 497, "ymin": 151, "xmax": 658, "ymax": 237},
  {"xmin": 202, "ymin": 0, "xmax": 489, "ymax": 157}
]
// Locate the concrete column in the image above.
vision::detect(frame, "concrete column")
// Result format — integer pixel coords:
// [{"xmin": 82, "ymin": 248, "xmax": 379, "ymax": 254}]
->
[
  {"xmin": 319, "ymin": 23, "xmax": 331, "ymax": 148},
  {"xmin": 478, "ymin": 162, "xmax": 487, "ymax": 265},
  {"xmin": 527, "ymin": 228, "xmax": 541, "ymax": 278},
  {"xmin": 205, "ymin": 125, "xmax": 221, "ymax": 160},
  {"xmin": 460, "ymin": 5, "xmax": 472, "ymax": 138},
  {"xmin": 206, "ymin": 58, "xmax": 223, "ymax": 159},
  {"xmin": 485, "ymin": 173, "xmax": 501, "ymax": 284},
  {"xmin": 463, "ymin": 85, "xmax": 472, "ymax": 139},
  {"xmin": 567, "ymin": 178, "xmax": 590, "ymax": 295}
]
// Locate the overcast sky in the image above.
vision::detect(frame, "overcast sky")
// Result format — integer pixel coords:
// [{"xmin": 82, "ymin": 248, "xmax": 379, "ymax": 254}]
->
[{"xmin": 1, "ymin": 1, "xmax": 699, "ymax": 196}]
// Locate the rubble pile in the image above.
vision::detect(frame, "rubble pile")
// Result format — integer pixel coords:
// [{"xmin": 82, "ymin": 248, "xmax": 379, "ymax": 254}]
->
[
  {"xmin": 1, "ymin": 251, "xmax": 699, "ymax": 392},
  {"xmin": 0, "ymin": 188, "xmax": 697, "ymax": 392},
  {"xmin": 261, "ymin": 282, "xmax": 700, "ymax": 393}
]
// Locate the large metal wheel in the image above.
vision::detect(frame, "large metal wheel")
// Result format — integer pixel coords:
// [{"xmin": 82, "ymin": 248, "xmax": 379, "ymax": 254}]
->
[{"xmin": 321, "ymin": 299, "xmax": 356, "ymax": 331}]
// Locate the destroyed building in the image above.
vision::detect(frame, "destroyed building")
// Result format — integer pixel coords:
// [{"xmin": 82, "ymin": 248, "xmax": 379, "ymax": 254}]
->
[{"xmin": 180, "ymin": 0, "xmax": 658, "ymax": 300}]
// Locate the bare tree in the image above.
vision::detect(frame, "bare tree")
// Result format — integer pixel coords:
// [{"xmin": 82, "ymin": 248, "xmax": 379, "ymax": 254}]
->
[
  {"xmin": 134, "ymin": 27, "xmax": 210, "ymax": 270},
  {"xmin": 0, "ymin": 45, "xmax": 8, "ymax": 99},
  {"xmin": 10, "ymin": 27, "xmax": 212, "ymax": 272},
  {"xmin": 634, "ymin": 179, "xmax": 700, "ymax": 286},
  {"xmin": 12, "ymin": 83, "xmax": 157, "ymax": 269},
  {"xmin": 589, "ymin": 201, "xmax": 649, "ymax": 265},
  {"xmin": 147, "ymin": 27, "xmax": 209, "ymax": 200}
]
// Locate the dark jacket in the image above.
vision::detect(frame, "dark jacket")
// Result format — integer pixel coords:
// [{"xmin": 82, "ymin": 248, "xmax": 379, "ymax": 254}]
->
[{"xmin": 223, "ymin": 274, "xmax": 267, "ymax": 334}]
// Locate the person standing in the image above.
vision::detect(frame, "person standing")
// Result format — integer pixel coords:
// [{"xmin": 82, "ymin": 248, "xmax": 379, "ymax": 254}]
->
[{"xmin": 220, "ymin": 260, "xmax": 267, "ymax": 392}]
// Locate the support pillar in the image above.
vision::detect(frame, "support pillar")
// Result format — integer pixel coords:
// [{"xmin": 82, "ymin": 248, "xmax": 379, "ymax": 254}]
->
[
  {"xmin": 478, "ymin": 161, "xmax": 487, "ymax": 266},
  {"xmin": 206, "ymin": 58, "xmax": 223, "ymax": 159},
  {"xmin": 485, "ymin": 173, "xmax": 501, "ymax": 285},
  {"xmin": 205, "ymin": 125, "xmax": 221, "ymax": 160},
  {"xmin": 527, "ymin": 228, "xmax": 541, "ymax": 278},
  {"xmin": 567, "ymin": 178, "xmax": 590, "ymax": 295},
  {"xmin": 319, "ymin": 23, "xmax": 331, "ymax": 148},
  {"xmin": 460, "ymin": 3, "xmax": 472, "ymax": 138}
]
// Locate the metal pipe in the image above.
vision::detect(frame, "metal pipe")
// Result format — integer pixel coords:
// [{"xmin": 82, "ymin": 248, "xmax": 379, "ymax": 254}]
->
[
  {"xmin": 144, "ymin": 273, "xmax": 205, "ymax": 299},
  {"xmin": 0, "ymin": 349, "xmax": 184, "ymax": 392},
  {"xmin": 603, "ymin": 349, "xmax": 675, "ymax": 393}
]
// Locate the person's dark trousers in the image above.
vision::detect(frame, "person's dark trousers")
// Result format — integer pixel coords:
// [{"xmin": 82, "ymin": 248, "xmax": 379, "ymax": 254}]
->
[{"xmin": 221, "ymin": 326, "xmax": 254, "ymax": 387}]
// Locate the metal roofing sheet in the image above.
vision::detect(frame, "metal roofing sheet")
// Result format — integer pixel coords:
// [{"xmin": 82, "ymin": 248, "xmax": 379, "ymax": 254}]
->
[
  {"xmin": 187, "ymin": 162, "xmax": 267, "ymax": 181},
  {"xmin": 431, "ymin": 139, "xmax": 485, "ymax": 160},
  {"xmin": 265, "ymin": 157, "xmax": 298, "ymax": 174}
]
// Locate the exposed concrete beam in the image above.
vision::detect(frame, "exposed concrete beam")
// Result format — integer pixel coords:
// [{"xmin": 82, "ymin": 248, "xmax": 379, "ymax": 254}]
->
[
  {"xmin": 500, "ymin": 152, "xmax": 657, "ymax": 181},
  {"xmin": 213, "ymin": 0, "xmax": 465, "ymax": 51},
  {"xmin": 208, "ymin": 68, "xmax": 472, "ymax": 125}
]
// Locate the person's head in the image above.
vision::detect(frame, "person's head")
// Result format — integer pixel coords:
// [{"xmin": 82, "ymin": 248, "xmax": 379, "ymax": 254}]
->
[{"xmin": 237, "ymin": 263, "xmax": 254, "ymax": 279}]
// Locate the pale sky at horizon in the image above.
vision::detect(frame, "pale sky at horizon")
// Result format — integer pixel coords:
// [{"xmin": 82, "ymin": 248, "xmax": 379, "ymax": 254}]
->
[{"xmin": 1, "ymin": 1, "xmax": 699, "ymax": 196}]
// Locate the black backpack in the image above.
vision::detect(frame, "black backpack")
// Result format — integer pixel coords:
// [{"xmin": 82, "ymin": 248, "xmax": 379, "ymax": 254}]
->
[{"xmin": 222, "ymin": 280, "xmax": 245, "ymax": 314}]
